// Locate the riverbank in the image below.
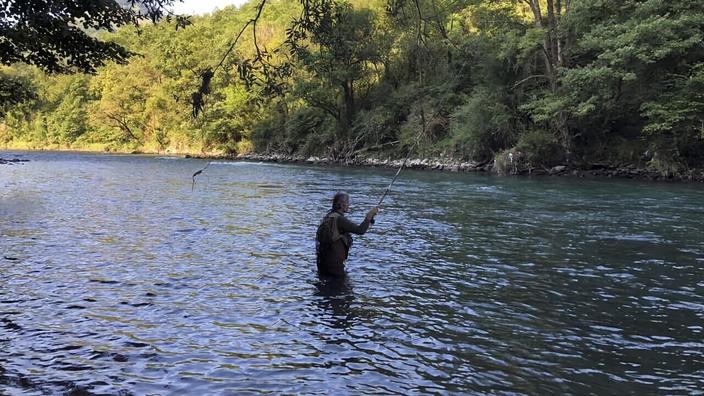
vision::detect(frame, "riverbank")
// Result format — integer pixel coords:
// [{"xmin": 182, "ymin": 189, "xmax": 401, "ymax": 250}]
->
[
  {"xmin": 4, "ymin": 148, "xmax": 704, "ymax": 182},
  {"xmin": 218, "ymin": 153, "xmax": 704, "ymax": 183}
]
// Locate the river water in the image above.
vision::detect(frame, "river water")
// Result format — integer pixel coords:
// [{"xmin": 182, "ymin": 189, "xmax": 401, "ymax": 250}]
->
[{"xmin": 1, "ymin": 151, "xmax": 703, "ymax": 394}]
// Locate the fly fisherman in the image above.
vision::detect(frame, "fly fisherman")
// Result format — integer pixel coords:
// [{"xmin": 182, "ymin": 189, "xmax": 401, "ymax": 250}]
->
[{"xmin": 316, "ymin": 192, "xmax": 378, "ymax": 277}]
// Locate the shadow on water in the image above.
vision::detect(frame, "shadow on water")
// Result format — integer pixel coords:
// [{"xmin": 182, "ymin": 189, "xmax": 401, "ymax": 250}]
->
[{"xmin": 313, "ymin": 275, "xmax": 355, "ymax": 330}]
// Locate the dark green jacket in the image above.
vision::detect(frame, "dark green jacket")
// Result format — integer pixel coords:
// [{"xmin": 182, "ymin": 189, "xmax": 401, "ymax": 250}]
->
[{"xmin": 316, "ymin": 210, "xmax": 371, "ymax": 277}]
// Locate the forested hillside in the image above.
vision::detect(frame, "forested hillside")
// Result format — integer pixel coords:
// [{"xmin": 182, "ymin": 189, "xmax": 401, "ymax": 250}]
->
[{"xmin": 1, "ymin": 0, "xmax": 703, "ymax": 175}]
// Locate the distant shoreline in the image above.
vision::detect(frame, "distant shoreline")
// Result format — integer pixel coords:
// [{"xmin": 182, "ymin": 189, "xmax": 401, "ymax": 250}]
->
[
  {"xmin": 3, "ymin": 148, "xmax": 704, "ymax": 183},
  {"xmin": 200, "ymin": 152, "xmax": 704, "ymax": 183}
]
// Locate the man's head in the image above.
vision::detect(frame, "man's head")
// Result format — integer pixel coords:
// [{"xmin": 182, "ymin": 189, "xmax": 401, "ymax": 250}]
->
[{"xmin": 332, "ymin": 191, "xmax": 350, "ymax": 212}]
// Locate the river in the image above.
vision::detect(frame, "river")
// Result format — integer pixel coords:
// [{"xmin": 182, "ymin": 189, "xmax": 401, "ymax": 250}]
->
[{"xmin": 1, "ymin": 150, "xmax": 703, "ymax": 394}]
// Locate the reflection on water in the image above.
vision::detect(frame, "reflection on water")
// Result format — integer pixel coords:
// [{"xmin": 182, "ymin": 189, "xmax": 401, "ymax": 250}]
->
[
  {"xmin": 1, "ymin": 150, "xmax": 703, "ymax": 394},
  {"xmin": 314, "ymin": 275, "xmax": 355, "ymax": 330}
]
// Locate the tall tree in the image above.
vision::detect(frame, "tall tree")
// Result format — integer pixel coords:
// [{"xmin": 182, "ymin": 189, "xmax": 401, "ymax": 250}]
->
[
  {"xmin": 516, "ymin": 0, "xmax": 574, "ymax": 158},
  {"xmin": 289, "ymin": 1, "xmax": 381, "ymax": 134}
]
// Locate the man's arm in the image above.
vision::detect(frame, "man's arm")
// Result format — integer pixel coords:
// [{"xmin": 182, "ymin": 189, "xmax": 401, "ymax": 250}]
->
[
  {"xmin": 337, "ymin": 208, "xmax": 378, "ymax": 235},
  {"xmin": 337, "ymin": 215, "xmax": 371, "ymax": 235}
]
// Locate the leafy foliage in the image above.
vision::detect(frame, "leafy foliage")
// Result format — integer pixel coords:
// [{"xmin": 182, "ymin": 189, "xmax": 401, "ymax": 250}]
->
[
  {"xmin": 0, "ymin": 0, "xmax": 189, "ymax": 73},
  {"xmin": 1, "ymin": 0, "xmax": 703, "ymax": 172},
  {"xmin": 0, "ymin": 68, "xmax": 37, "ymax": 117},
  {"xmin": 450, "ymin": 89, "xmax": 517, "ymax": 162}
]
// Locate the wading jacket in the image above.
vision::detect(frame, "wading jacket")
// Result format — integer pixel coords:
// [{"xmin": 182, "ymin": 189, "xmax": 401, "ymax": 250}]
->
[{"xmin": 316, "ymin": 210, "xmax": 372, "ymax": 276}]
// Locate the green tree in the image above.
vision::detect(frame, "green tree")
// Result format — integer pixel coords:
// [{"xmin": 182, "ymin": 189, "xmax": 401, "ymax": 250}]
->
[
  {"xmin": 0, "ymin": 68, "xmax": 37, "ymax": 117},
  {"xmin": 45, "ymin": 75, "xmax": 91, "ymax": 145},
  {"xmin": 0, "ymin": 0, "xmax": 187, "ymax": 73},
  {"xmin": 532, "ymin": 0, "xmax": 704, "ymax": 167},
  {"xmin": 89, "ymin": 58, "xmax": 158, "ymax": 146},
  {"xmin": 290, "ymin": 1, "xmax": 382, "ymax": 135}
]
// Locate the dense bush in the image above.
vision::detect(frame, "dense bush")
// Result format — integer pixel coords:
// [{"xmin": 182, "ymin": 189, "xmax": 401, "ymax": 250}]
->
[
  {"xmin": 449, "ymin": 89, "xmax": 517, "ymax": 162},
  {"xmin": 515, "ymin": 129, "xmax": 563, "ymax": 168}
]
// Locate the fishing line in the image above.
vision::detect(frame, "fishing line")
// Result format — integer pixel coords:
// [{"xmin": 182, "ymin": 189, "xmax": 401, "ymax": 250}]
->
[
  {"xmin": 376, "ymin": 128, "xmax": 423, "ymax": 207},
  {"xmin": 373, "ymin": 59, "xmax": 470, "ymax": 209},
  {"xmin": 192, "ymin": 44, "xmax": 469, "ymax": 197}
]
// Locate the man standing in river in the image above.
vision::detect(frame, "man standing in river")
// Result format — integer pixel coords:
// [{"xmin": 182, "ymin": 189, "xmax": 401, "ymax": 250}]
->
[{"xmin": 316, "ymin": 192, "xmax": 378, "ymax": 277}]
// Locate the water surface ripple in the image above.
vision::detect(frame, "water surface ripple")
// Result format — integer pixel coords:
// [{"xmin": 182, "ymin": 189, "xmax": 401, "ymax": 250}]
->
[{"xmin": 1, "ymin": 151, "xmax": 703, "ymax": 394}]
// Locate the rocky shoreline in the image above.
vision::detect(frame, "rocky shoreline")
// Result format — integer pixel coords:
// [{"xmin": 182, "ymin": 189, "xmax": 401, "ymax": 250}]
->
[
  {"xmin": 206, "ymin": 153, "xmax": 704, "ymax": 183},
  {"xmin": 0, "ymin": 157, "xmax": 29, "ymax": 165},
  {"xmin": 4, "ymin": 149, "xmax": 702, "ymax": 182}
]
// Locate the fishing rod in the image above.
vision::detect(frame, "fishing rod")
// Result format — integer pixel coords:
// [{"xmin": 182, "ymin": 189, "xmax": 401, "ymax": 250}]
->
[{"xmin": 368, "ymin": 111, "xmax": 426, "ymax": 226}]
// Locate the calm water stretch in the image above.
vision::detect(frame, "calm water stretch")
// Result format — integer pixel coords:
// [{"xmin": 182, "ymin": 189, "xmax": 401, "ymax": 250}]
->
[{"xmin": 1, "ymin": 151, "xmax": 703, "ymax": 394}]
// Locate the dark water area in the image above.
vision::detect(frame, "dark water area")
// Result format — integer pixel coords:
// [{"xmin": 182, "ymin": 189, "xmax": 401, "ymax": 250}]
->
[{"xmin": 1, "ymin": 150, "xmax": 703, "ymax": 394}]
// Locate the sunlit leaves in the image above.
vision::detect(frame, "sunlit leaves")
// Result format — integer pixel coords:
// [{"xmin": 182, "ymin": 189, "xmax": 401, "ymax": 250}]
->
[{"xmin": 0, "ymin": 0, "xmax": 182, "ymax": 73}]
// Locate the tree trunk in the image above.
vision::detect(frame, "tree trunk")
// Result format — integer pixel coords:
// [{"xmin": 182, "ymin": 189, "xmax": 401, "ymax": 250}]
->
[
  {"xmin": 523, "ymin": 0, "xmax": 573, "ymax": 161},
  {"xmin": 340, "ymin": 80, "xmax": 355, "ymax": 135}
]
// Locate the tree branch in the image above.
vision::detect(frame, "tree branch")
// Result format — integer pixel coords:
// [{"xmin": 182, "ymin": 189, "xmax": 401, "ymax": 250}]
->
[
  {"xmin": 512, "ymin": 74, "xmax": 550, "ymax": 88},
  {"xmin": 215, "ymin": 0, "xmax": 268, "ymax": 72}
]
